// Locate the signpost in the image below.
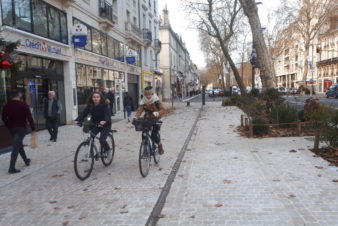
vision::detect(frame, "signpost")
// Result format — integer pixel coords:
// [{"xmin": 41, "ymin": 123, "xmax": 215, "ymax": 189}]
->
[{"xmin": 72, "ymin": 24, "xmax": 88, "ymax": 48}]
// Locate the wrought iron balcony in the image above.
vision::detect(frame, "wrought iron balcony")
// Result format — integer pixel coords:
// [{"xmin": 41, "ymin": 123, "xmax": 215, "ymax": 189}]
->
[
  {"xmin": 143, "ymin": 28, "xmax": 152, "ymax": 47},
  {"xmin": 125, "ymin": 21, "xmax": 143, "ymax": 47},
  {"xmin": 154, "ymin": 39, "xmax": 162, "ymax": 54},
  {"xmin": 98, "ymin": 0, "xmax": 115, "ymax": 31}
]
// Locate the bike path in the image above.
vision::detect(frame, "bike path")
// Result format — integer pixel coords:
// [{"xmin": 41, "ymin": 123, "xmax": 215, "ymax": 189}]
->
[{"xmin": 0, "ymin": 103, "xmax": 200, "ymax": 226}]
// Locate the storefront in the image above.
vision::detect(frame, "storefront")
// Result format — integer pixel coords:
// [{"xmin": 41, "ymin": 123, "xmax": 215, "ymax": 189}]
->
[
  {"xmin": 0, "ymin": 23, "xmax": 71, "ymax": 150},
  {"xmin": 127, "ymin": 65, "xmax": 141, "ymax": 109},
  {"xmin": 75, "ymin": 49, "xmax": 127, "ymax": 114},
  {"xmin": 141, "ymin": 70, "xmax": 154, "ymax": 89}
]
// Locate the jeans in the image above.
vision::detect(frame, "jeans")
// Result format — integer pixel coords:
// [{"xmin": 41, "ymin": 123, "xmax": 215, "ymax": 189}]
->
[
  {"xmin": 90, "ymin": 124, "xmax": 111, "ymax": 151},
  {"xmin": 9, "ymin": 127, "xmax": 29, "ymax": 170},
  {"xmin": 126, "ymin": 106, "xmax": 132, "ymax": 118},
  {"xmin": 151, "ymin": 124, "xmax": 161, "ymax": 144},
  {"xmin": 46, "ymin": 117, "xmax": 59, "ymax": 140}
]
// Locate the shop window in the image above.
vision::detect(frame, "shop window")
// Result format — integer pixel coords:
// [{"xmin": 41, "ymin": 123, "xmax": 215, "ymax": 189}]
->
[
  {"xmin": 102, "ymin": 69, "xmax": 109, "ymax": 81},
  {"xmin": 60, "ymin": 12, "xmax": 68, "ymax": 43},
  {"xmin": 14, "ymin": 0, "xmax": 32, "ymax": 31},
  {"xmin": 119, "ymin": 43, "xmax": 124, "ymax": 62},
  {"xmin": 109, "ymin": 70, "xmax": 115, "ymax": 81},
  {"xmin": 86, "ymin": 66, "xmax": 94, "ymax": 87},
  {"xmin": 27, "ymin": 57, "xmax": 42, "ymax": 71},
  {"xmin": 101, "ymin": 33, "xmax": 108, "ymax": 56},
  {"xmin": 32, "ymin": 1, "xmax": 47, "ymax": 37},
  {"xmin": 2, "ymin": 0, "xmax": 14, "ymax": 26},
  {"xmin": 113, "ymin": 39, "xmax": 120, "ymax": 61},
  {"xmin": 92, "ymin": 29, "xmax": 102, "ymax": 55},
  {"xmin": 48, "ymin": 7, "xmax": 61, "ymax": 42}
]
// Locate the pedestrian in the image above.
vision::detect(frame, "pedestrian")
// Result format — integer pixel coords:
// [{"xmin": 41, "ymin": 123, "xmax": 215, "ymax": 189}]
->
[
  {"xmin": 123, "ymin": 92, "xmax": 133, "ymax": 122},
  {"xmin": 43, "ymin": 91, "xmax": 62, "ymax": 142},
  {"xmin": 2, "ymin": 90, "xmax": 35, "ymax": 174},
  {"xmin": 107, "ymin": 89, "xmax": 115, "ymax": 116}
]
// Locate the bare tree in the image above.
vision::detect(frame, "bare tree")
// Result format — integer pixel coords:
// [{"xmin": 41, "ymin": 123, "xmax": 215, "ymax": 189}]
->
[
  {"xmin": 184, "ymin": 0, "xmax": 247, "ymax": 94},
  {"xmin": 293, "ymin": 0, "xmax": 334, "ymax": 85},
  {"xmin": 239, "ymin": 0, "xmax": 276, "ymax": 90}
]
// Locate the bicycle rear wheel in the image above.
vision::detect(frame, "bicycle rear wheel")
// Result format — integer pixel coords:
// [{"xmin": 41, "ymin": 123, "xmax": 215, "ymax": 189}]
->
[
  {"xmin": 74, "ymin": 142, "xmax": 95, "ymax": 180},
  {"xmin": 101, "ymin": 134, "xmax": 115, "ymax": 166},
  {"xmin": 139, "ymin": 138, "xmax": 151, "ymax": 177}
]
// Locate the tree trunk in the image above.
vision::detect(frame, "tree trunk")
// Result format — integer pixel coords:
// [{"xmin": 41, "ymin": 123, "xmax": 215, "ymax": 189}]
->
[
  {"xmin": 239, "ymin": 0, "xmax": 276, "ymax": 90},
  {"xmin": 302, "ymin": 43, "xmax": 310, "ymax": 86}
]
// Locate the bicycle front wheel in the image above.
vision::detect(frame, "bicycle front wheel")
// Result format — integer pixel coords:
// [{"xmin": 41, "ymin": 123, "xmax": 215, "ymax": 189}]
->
[
  {"xmin": 74, "ymin": 142, "xmax": 95, "ymax": 180},
  {"xmin": 139, "ymin": 138, "xmax": 151, "ymax": 177},
  {"xmin": 101, "ymin": 134, "xmax": 115, "ymax": 166}
]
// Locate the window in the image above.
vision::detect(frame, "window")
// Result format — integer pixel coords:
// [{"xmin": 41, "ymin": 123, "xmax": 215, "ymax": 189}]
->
[
  {"xmin": 92, "ymin": 28, "xmax": 101, "ymax": 54},
  {"xmin": 14, "ymin": 0, "xmax": 31, "ymax": 31},
  {"xmin": 107, "ymin": 37, "xmax": 114, "ymax": 58},
  {"xmin": 126, "ymin": 10, "xmax": 130, "ymax": 21},
  {"xmin": 113, "ymin": 39, "xmax": 120, "ymax": 61},
  {"xmin": 2, "ymin": 0, "xmax": 14, "ymax": 26},
  {"xmin": 119, "ymin": 43, "xmax": 124, "ymax": 62},
  {"xmin": 101, "ymin": 33, "xmax": 107, "ymax": 56},
  {"xmin": 32, "ymin": 1, "xmax": 48, "ymax": 37},
  {"xmin": 133, "ymin": 16, "xmax": 137, "ymax": 25},
  {"xmin": 48, "ymin": 7, "xmax": 61, "ymax": 41},
  {"xmin": 1, "ymin": 0, "xmax": 68, "ymax": 44}
]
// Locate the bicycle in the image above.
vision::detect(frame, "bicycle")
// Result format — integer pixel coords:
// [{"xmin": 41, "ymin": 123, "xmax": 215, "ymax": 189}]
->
[
  {"xmin": 133, "ymin": 108, "xmax": 162, "ymax": 177},
  {"xmin": 74, "ymin": 122, "xmax": 117, "ymax": 180}
]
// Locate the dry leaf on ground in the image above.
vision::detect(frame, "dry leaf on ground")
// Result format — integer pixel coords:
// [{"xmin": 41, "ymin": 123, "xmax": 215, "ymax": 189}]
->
[
  {"xmin": 223, "ymin": 180, "xmax": 232, "ymax": 184},
  {"xmin": 215, "ymin": 203, "xmax": 223, "ymax": 207}
]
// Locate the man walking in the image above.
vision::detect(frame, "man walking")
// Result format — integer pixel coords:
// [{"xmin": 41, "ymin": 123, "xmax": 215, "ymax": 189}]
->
[
  {"xmin": 2, "ymin": 90, "xmax": 35, "ymax": 174},
  {"xmin": 123, "ymin": 92, "xmax": 133, "ymax": 122},
  {"xmin": 44, "ymin": 91, "xmax": 62, "ymax": 142}
]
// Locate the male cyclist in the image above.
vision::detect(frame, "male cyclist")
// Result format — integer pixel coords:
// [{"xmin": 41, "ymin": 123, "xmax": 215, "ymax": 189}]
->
[{"xmin": 134, "ymin": 86, "xmax": 165, "ymax": 155}]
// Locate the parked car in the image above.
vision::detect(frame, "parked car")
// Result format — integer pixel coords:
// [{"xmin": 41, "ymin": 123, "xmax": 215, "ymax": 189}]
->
[
  {"xmin": 277, "ymin": 87, "xmax": 288, "ymax": 95},
  {"xmin": 289, "ymin": 88, "xmax": 300, "ymax": 94},
  {"xmin": 325, "ymin": 83, "xmax": 338, "ymax": 98},
  {"xmin": 232, "ymin": 87, "xmax": 241, "ymax": 95},
  {"xmin": 216, "ymin": 90, "xmax": 225, "ymax": 97},
  {"xmin": 208, "ymin": 89, "xmax": 219, "ymax": 97}
]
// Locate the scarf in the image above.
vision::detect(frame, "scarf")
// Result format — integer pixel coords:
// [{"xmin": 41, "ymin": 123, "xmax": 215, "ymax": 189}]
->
[{"xmin": 140, "ymin": 94, "xmax": 159, "ymax": 105}]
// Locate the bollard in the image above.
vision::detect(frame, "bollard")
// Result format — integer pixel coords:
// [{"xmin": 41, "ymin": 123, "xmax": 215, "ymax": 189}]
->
[
  {"xmin": 245, "ymin": 118, "xmax": 249, "ymax": 127},
  {"xmin": 296, "ymin": 120, "xmax": 301, "ymax": 136},
  {"xmin": 241, "ymin": 115, "xmax": 244, "ymax": 127},
  {"xmin": 314, "ymin": 130, "xmax": 320, "ymax": 150},
  {"xmin": 249, "ymin": 120, "xmax": 253, "ymax": 138},
  {"xmin": 187, "ymin": 101, "xmax": 190, "ymax": 107}
]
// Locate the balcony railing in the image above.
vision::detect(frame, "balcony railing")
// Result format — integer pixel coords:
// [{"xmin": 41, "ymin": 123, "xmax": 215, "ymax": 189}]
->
[
  {"xmin": 143, "ymin": 28, "xmax": 152, "ymax": 46},
  {"xmin": 125, "ymin": 21, "xmax": 143, "ymax": 46},
  {"xmin": 99, "ymin": 0, "xmax": 114, "ymax": 22}
]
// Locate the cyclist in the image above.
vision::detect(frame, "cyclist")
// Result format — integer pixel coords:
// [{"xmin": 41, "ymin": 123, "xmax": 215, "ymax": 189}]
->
[
  {"xmin": 134, "ymin": 86, "xmax": 165, "ymax": 155},
  {"xmin": 75, "ymin": 91, "xmax": 111, "ymax": 158}
]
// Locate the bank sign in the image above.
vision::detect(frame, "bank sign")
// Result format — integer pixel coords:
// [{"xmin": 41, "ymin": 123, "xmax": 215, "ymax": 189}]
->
[{"xmin": 25, "ymin": 39, "xmax": 62, "ymax": 55}]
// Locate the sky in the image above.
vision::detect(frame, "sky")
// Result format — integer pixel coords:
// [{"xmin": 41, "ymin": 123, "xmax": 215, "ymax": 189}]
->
[{"xmin": 158, "ymin": 0, "xmax": 283, "ymax": 70}]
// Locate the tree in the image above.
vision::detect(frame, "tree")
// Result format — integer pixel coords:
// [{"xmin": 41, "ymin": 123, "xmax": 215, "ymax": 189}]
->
[
  {"xmin": 184, "ymin": 0, "xmax": 247, "ymax": 94},
  {"xmin": 293, "ymin": 0, "xmax": 334, "ymax": 85},
  {"xmin": 239, "ymin": 0, "xmax": 276, "ymax": 90}
]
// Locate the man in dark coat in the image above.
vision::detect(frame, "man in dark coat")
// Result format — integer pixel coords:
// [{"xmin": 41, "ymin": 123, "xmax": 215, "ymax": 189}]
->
[
  {"xmin": 107, "ymin": 89, "xmax": 115, "ymax": 116},
  {"xmin": 2, "ymin": 90, "xmax": 35, "ymax": 174},
  {"xmin": 44, "ymin": 91, "xmax": 62, "ymax": 142}
]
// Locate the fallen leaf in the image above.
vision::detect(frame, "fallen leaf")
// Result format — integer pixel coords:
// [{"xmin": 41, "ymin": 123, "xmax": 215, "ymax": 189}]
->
[
  {"xmin": 182, "ymin": 160, "xmax": 186, "ymax": 163},
  {"xmin": 289, "ymin": 150, "xmax": 297, "ymax": 153},
  {"xmin": 67, "ymin": 205, "xmax": 75, "ymax": 209},
  {"xmin": 54, "ymin": 207, "xmax": 61, "ymax": 210},
  {"xmin": 62, "ymin": 222, "xmax": 69, "ymax": 226},
  {"xmin": 313, "ymin": 155, "xmax": 320, "ymax": 158},
  {"xmin": 318, "ymin": 174, "xmax": 322, "ymax": 177},
  {"xmin": 79, "ymin": 216, "xmax": 86, "ymax": 220},
  {"xmin": 233, "ymin": 157, "xmax": 238, "ymax": 159},
  {"xmin": 158, "ymin": 168, "xmax": 163, "ymax": 171},
  {"xmin": 156, "ymin": 214, "xmax": 166, "ymax": 218},
  {"xmin": 288, "ymin": 194, "xmax": 296, "ymax": 198},
  {"xmin": 49, "ymin": 201, "xmax": 58, "ymax": 204},
  {"xmin": 190, "ymin": 215, "xmax": 195, "ymax": 219},
  {"xmin": 159, "ymin": 187, "xmax": 164, "ymax": 190},
  {"xmin": 83, "ymin": 188, "xmax": 88, "ymax": 191},
  {"xmin": 178, "ymin": 174, "xmax": 184, "ymax": 178},
  {"xmin": 186, "ymin": 149, "xmax": 192, "ymax": 152},
  {"xmin": 272, "ymin": 179, "xmax": 280, "ymax": 182},
  {"xmin": 332, "ymin": 180, "xmax": 338, "ymax": 182},
  {"xmin": 215, "ymin": 203, "xmax": 223, "ymax": 207},
  {"xmin": 114, "ymin": 187, "xmax": 121, "ymax": 190},
  {"xmin": 250, "ymin": 150, "xmax": 258, "ymax": 153},
  {"xmin": 315, "ymin": 166, "xmax": 323, "ymax": 169},
  {"xmin": 121, "ymin": 204, "xmax": 127, "ymax": 209},
  {"xmin": 120, "ymin": 211, "xmax": 128, "ymax": 214},
  {"xmin": 58, "ymin": 174, "xmax": 64, "ymax": 177},
  {"xmin": 52, "ymin": 175, "xmax": 58, "ymax": 178},
  {"xmin": 223, "ymin": 180, "xmax": 232, "ymax": 184}
]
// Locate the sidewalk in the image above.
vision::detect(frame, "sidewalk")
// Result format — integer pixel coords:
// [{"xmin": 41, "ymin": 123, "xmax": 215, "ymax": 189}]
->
[
  {"xmin": 159, "ymin": 102, "xmax": 338, "ymax": 226},
  {"xmin": 0, "ymin": 103, "xmax": 201, "ymax": 226}
]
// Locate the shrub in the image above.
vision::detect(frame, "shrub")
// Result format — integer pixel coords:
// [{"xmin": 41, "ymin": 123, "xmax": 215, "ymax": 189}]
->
[
  {"xmin": 252, "ymin": 117, "xmax": 269, "ymax": 136},
  {"xmin": 321, "ymin": 109, "xmax": 338, "ymax": 148},
  {"xmin": 222, "ymin": 98, "xmax": 233, "ymax": 106},
  {"xmin": 261, "ymin": 88, "xmax": 284, "ymax": 109},
  {"xmin": 250, "ymin": 88, "xmax": 260, "ymax": 97},
  {"xmin": 270, "ymin": 104, "xmax": 298, "ymax": 127},
  {"xmin": 223, "ymin": 91, "xmax": 232, "ymax": 97}
]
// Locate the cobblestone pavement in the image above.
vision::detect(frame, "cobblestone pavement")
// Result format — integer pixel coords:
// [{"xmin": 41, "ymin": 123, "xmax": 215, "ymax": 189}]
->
[
  {"xmin": 0, "ymin": 103, "xmax": 200, "ymax": 226},
  {"xmin": 158, "ymin": 102, "xmax": 338, "ymax": 226}
]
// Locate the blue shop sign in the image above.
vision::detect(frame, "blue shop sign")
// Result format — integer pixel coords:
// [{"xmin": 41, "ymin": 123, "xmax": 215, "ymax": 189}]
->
[
  {"xmin": 126, "ymin": 56, "xmax": 136, "ymax": 64},
  {"xmin": 72, "ymin": 35, "xmax": 87, "ymax": 48}
]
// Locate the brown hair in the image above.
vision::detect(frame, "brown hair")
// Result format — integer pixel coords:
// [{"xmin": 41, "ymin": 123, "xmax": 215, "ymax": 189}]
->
[{"xmin": 88, "ymin": 91, "xmax": 105, "ymax": 105}]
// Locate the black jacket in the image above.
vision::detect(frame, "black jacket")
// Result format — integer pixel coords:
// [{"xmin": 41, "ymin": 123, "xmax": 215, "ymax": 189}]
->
[
  {"xmin": 44, "ymin": 98, "xmax": 61, "ymax": 119},
  {"xmin": 76, "ymin": 103, "xmax": 111, "ymax": 124}
]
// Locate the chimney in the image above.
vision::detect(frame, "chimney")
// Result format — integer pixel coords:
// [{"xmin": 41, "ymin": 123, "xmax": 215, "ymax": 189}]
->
[{"xmin": 162, "ymin": 5, "xmax": 170, "ymax": 26}]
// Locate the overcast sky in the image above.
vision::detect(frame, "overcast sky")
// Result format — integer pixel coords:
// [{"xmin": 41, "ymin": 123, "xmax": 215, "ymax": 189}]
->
[{"xmin": 158, "ymin": 0, "xmax": 283, "ymax": 69}]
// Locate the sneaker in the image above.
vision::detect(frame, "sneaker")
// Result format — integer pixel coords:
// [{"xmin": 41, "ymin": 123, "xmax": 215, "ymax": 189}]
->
[
  {"xmin": 158, "ymin": 144, "xmax": 164, "ymax": 155},
  {"xmin": 25, "ymin": 159, "xmax": 31, "ymax": 166},
  {"xmin": 94, "ymin": 153, "xmax": 101, "ymax": 161},
  {"xmin": 8, "ymin": 168, "xmax": 21, "ymax": 174}
]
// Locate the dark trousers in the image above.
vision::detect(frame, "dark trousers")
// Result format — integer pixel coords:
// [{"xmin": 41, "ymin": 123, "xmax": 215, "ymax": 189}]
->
[
  {"xmin": 90, "ymin": 124, "xmax": 111, "ymax": 151},
  {"xmin": 9, "ymin": 127, "xmax": 28, "ymax": 170},
  {"xmin": 46, "ymin": 117, "xmax": 59, "ymax": 140},
  {"xmin": 151, "ymin": 124, "xmax": 161, "ymax": 144}
]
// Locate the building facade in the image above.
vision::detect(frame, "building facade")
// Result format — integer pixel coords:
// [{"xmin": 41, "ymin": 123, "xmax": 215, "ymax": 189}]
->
[
  {"xmin": 0, "ymin": 0, "xmax": 160, "ymax": 150},
  {"xmin": 159, "ymin": 6, "xmax": 196, "ymax": 101}
]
